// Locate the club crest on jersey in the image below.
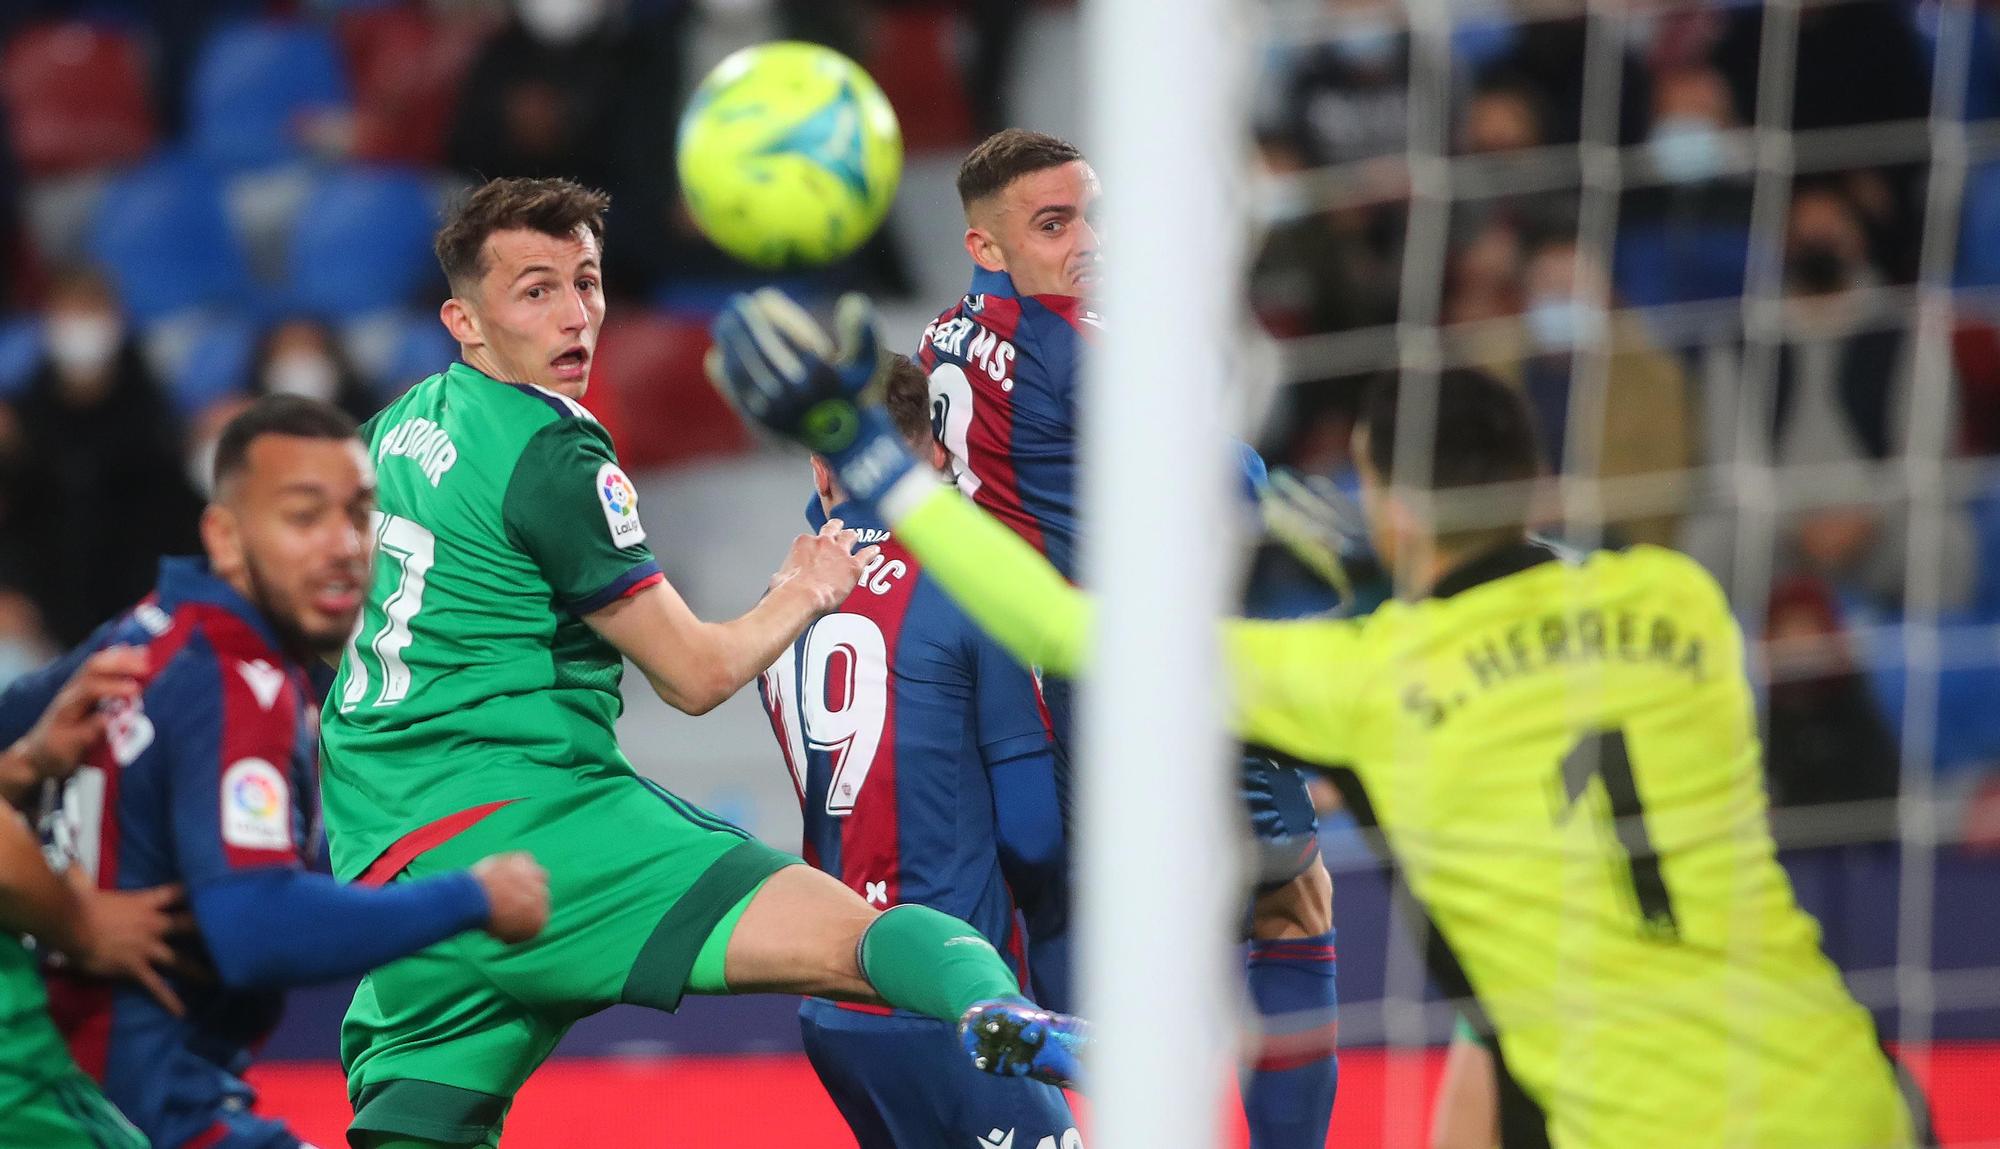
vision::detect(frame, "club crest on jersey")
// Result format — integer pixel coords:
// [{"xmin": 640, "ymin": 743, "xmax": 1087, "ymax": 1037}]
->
[
  {"xmin": 597, "ymin": 463, "xmax": 647, "ymax": 548},
  {"xmin": 221, "ymin": 757, "xmax": 292, "ymax": 851}
]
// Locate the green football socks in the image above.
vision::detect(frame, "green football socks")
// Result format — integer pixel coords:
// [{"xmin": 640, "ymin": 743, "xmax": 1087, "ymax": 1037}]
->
[{"xmin": 857, "ymin": 903, "xmax": 1025, "ymax": 1022}]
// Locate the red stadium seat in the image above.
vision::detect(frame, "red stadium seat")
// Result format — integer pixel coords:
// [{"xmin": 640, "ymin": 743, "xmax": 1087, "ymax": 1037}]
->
[
  {"xmin": 336, "ymin": 7, "xmax": 497, "ymax": 166},
  {"xmin": 864, "ymin": 8, "xmax": 976, "ymax": 153},
  {"xmin": 0, "ymin": 22, "xmax": 155, "ymax": 176},
  {"xmin": 587, "ymin": 315, "xmax": 752, "ymax": 471}
]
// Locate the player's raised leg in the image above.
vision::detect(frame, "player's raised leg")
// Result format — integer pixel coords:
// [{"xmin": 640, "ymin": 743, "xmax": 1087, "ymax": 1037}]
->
[{"xmin": 690, "ymin": 863, "xmax": 1087, "ymax": 1088}]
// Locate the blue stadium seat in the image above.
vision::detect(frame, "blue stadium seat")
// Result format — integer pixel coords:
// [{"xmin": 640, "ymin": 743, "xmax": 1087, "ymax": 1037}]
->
[
  {"xmin": 1961, "ymin": 164, "xmax": 2000, "ymax": 288},
  {"xmin": 0, "ymin": 317, "xmax": 42, "ymax": 400},
  {"xmin": 169, "ymin": 314, "xmax": 258, "ymax": 416},
  {"xmin": 286, "ymin": 168, "xmax": 439, "ymax": 319},
  {"xmin": 88, "ymin": 156, "xmax": 252, "ymax": 321},
  {"xmin": 373, "ymin": 312, "xmax": 458, "ymax": 399},
  {"xmin": 190, "ymin": 20, "xmax": 351, "ymax": 170}
]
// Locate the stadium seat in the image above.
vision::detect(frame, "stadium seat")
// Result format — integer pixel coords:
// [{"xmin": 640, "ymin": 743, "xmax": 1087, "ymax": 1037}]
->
[
  {"xmin": 0, "ymin": 316, "xmax": 42, "ymax": 400},
  {"xmin": 864, "ymin": 8, "xmax": 976, "ymax": 152},
  {"xmin": 165, "ymin": 313, "xmax": 258, "ymax": 417},
  {"xmin": 88, "ymin": 156, "xmax": 252, "ymax": 321},
  {"xmin": 1960, "ymin": 164, "xmax": 2000, "ymax": 288},
  {"xmin": 189, "ymin": 20, "xmax": 352, "ymax": 170},
  {"xmin": 336, "ymin": 7, "xmax": 495, "ymax": 166},
  {"xmin": 285, "ymin": 168, "xmax": 439, "ymax": 319},
  {"xmin": 354, "ymin": 310, "xmax": 458, "ymax": 400},
  {"xmin": 0, "ymin": 22, "xmax": 154, "ymax": 177},
  {"xmin": 589, "ymin": 314, "xmax": 751, "ymax": 470}
]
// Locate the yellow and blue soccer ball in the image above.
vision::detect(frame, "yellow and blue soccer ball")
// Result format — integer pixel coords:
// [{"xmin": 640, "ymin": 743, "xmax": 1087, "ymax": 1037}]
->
[{"xmin": 676, "ymin": 41, "xmax": 904, "ymax": 269}]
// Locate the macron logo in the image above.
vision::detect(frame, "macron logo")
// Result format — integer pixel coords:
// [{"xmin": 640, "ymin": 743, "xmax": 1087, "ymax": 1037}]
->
[
  {"xmin": 237, "ymin": 660, "xmax": 286, "ymax": 710},
  {"xmin": 865, "ymin": 881, "xmax": 888, "ymax": 906},
  {"xmin": 979, "ymin": 1130, "xmax": 1015, "ymax": 1149}
]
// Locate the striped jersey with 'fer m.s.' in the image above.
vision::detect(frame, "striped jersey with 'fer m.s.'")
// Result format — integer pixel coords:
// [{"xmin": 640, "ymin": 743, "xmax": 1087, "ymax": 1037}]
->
[{"xmin": 918, "ymin": 264, "xmax": 1097, "ymax": 581}]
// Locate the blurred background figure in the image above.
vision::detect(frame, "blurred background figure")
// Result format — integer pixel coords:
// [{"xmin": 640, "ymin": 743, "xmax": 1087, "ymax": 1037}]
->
[
  {"xmin": 2, "ymin": 266, "xmax": 198, "ymax": 646},
  {"xmin": 249, "ymin": 316, "xmax": 374, "ymax": 422}
]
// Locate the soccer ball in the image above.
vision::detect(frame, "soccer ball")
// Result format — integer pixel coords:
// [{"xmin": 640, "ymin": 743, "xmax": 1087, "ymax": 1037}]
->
[{"xmin": 676, "ymin": 41, "xmax": 904, "ymax": 269}]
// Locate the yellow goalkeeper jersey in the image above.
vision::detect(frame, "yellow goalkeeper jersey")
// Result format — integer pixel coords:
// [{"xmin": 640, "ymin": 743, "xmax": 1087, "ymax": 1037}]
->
[{"xmin": 891, "ymin": 483, "xmax": 1915, "ymax": 1149}]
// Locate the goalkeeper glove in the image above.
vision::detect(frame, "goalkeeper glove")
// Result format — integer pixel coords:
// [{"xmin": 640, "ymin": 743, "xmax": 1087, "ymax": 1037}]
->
[
  {"xmin": 1259, "ymin": 467, "xmax": 1364, "ymax": 606},
  {"xmin": 706, "ymin": 289, "xmax": 918, "ymax": 503}
]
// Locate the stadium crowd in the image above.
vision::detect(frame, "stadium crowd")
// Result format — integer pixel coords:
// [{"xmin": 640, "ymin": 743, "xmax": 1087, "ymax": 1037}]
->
[{"xmin": 0, "ymin": 0, "xmax": 1995, "ymax": 854}]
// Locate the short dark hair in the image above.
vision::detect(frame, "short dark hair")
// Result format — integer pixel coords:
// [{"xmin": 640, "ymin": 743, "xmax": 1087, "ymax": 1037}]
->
[
  {"xmin": 956, "ymin": 129, "xmax": 1084, "ymax": 209},
  {"xmin": 213, "ymin": 395, "xmax": 359, "ymax": 493},
  {"xmin": 434, "ymin": 176, "xmax": 610, "ymax": 291},
  {"xmin": 882, "ymin": 355, "xmax": 934, "ymax": 453},
  {"xmin": 1359, "ymin": 369, "xmax": 1542, "ymax": 544}
]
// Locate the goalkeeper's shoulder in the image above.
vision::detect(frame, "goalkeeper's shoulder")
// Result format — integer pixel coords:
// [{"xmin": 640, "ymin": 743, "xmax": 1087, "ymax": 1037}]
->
[{"xmin": 1589, "ymin": 543, "xmax": 1735, "ymax": 616}]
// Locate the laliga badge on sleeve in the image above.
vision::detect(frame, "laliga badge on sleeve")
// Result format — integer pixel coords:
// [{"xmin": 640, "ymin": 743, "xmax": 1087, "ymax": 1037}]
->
[
  {"xmin": 597, "ymin": 462, "xmax": 648, "ymax": 548},
  {"xmin": 221, "ymin": 757, "xmax": 292, "ymax": 851}
]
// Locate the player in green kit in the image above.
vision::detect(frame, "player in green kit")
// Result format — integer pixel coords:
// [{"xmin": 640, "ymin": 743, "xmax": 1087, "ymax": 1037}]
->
[
  {"xmin": 710, "ymin": 289, "xmax": 1930, "ymax": 1149},
  {"xmin": 320, "ymin": 179, "xmax": 1082, "ymax": 1149}
]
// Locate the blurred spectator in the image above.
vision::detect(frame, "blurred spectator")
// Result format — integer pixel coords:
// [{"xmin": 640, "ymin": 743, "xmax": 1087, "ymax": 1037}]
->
[
  {"xmin": 1472, "ymin": 7, "xmax": 1652, "ymax": 147},
  {"xmin": 1461, "ymin": 73, "xmax": 1549, "ymax": 156},
  {"xmin": 0, "ymin": 583, "xmax": 51, "ymax": 692},
  {"xmin": 1458, "ymin": 233, "xmax": 1692, "ymax": 548},
  {"xmin": 1685, "ymin": 185, "xmax": 1976, "ymax": 611},
  {"xmin": 1260, "ymin": 0, "xmax": 1409, "ymax": 170},
  {"xmin": 1, "ymin": 267, "xmax": 200, "ymax": 646},
  {"xmin": 1616, "ymin": 64, "xmax": 1753, "ymax": 309},
  {"xmin": 1714, "ymin": 1, "xmax": 1930, "ymax": 281},
  {"xmin": 1762, "ymin": 574, "xmax": 1901, "ymax": 835},
  {"xmin": 249, "ymin": 317, "xmax": 375, "ymax": 423},
  {"xmin": 1248, "ymin": 141, "xmax": 1400, "ymax": 338},
  {"xmin": 449, "ymin": 0, "xmax": 628, "ymax": 189}
]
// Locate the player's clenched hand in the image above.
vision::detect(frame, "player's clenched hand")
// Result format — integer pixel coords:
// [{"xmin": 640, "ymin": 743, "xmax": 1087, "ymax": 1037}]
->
[
  {"xmin": 772, "ymin": 518, "xmax": 881, "ymax": 615},
  {"xmin": 11, "ymin": 646, "xmax": 146, "ymax": 785},
  {"xmin": 471, "ymin": 852, "xmax": 550, "ymax": 943},
  {"xmin": 70, "ymin": 871, "xmax": 195, "ymax": 1018}
]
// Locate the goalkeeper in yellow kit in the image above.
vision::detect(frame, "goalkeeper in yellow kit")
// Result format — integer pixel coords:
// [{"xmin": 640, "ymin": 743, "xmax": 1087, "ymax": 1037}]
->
[{"xmin": 707, "ymin": 289, "xmax": 1927, "ymax": 1149}]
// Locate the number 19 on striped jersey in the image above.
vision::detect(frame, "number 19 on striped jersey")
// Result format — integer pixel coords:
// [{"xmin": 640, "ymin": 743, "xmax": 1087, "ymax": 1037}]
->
[{"xmin": 761, "ymin": 614, "xmax": 890, "ymax": 816}]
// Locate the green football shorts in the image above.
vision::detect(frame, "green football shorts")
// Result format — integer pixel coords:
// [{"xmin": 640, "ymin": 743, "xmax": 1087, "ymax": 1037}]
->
[
  {"xmin": 341, "ymin": 773, "xmax": 799, "ymax": 1147},
  {"xmin": 0, "ymin": 1071, "xmax": 146, "ymax": 1149}
]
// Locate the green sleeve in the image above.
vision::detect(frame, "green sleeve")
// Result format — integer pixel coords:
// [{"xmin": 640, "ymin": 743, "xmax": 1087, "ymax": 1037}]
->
[
  {"xmin": 892, "ymin": 482, "xmax": 1360, "ymax": 766},
  {"xmin": 502, "ymin": 419, "xmax": 661, "ymax": 613}
]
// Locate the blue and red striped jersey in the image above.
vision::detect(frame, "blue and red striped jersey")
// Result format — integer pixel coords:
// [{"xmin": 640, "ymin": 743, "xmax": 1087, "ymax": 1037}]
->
[
  {"xmin": 919, "ymin": 265, "xmax": 1099, "ymax": 582},
  {"xmin": 0, "ymin": 557, "xmax": 319, "ymax": 1149},
  {"xmin": 758, "ymin": 499, "xmax": 1062, "ymax": 999}
]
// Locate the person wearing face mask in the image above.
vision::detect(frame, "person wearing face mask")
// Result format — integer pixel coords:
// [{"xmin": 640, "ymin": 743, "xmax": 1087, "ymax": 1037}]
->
[
  {"xmin": 250, "ymin": 318, "xmax": 376, "ymax": 423},
  {"xmin": 9, "ymin": 269, "xmax": 201, "ymax": 648},
  {"xmin": 1461, "ymin": 233, "xmax": 1692, "ymax": 550},
  {"xmin": 1617, "ymin": 65, "xmax": 1757, "ymax": 310},
  {"xmin": 447, "ymin": 0, "xmax": 623, "ymax": 188}
]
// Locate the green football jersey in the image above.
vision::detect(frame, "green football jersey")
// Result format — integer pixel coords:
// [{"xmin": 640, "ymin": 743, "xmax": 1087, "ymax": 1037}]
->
[
  {"xmin": 321, "ymin": 363, "xmax": 661, "ymax": 879},
  {"xmin": 0, "ymin": 934, "xmax": 70, "ymax": 1114}
]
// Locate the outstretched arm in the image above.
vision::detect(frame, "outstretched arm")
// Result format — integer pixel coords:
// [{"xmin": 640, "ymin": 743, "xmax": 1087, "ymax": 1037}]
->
[
  {"xmin": 588, "ymin": 519, "xmax": 876, "ymax": 715},
  {"xmin": 709, "ymin": 289, "xmax": 1363, "ymax": 768}
]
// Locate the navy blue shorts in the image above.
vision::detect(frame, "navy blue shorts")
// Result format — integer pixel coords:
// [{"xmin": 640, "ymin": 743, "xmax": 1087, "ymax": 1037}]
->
[
  {"xmin": 1240, "ymin": 754, "xmax": 1322, "ymax": 891},
  {"xmin": 799, "ymin": 999, "xmax": 1080, "ymax": 1149}
]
